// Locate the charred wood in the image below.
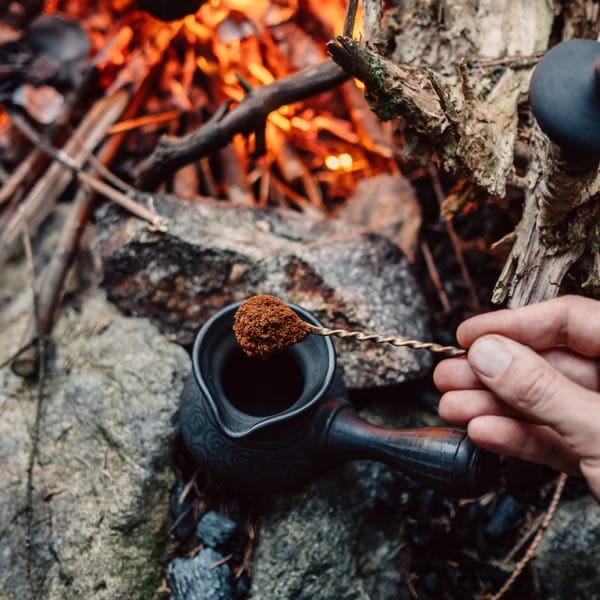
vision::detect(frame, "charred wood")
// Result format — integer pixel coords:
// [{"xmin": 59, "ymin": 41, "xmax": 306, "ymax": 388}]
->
[{"xmin": 135, "ymin": 60, "xmax": 349, "ymax": 190}]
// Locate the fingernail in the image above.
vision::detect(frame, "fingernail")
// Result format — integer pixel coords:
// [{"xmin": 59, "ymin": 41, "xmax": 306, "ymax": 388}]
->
[{"xmin": 469, "ymin": 336, "xmax": 512, "ymax": 379}]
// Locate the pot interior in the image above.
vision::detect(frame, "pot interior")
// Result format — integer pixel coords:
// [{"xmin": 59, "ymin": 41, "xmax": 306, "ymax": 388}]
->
[{"xmin": 193, "ymin": 300, "xmax": 336, "ymax": 438}]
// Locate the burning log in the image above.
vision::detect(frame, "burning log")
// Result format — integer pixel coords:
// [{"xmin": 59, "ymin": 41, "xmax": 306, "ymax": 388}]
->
[{"xmin": 135, "ymin": 59, "xmax": 349, "ymax": 189}]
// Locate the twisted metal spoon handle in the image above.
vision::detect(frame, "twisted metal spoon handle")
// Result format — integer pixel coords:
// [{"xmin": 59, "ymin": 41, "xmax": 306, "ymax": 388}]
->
[{"xmin": 307, "ymin": 324, "xmax": 466, "ymax": 357}]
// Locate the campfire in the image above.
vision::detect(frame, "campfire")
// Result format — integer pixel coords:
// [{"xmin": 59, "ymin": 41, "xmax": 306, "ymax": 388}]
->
[{"xmin": 1, "ymin": 1, "xmax": 594, "ymax": 599}]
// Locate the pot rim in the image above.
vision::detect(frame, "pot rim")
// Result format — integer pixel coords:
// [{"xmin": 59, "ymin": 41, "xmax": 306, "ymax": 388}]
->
[{"xmin": 191, "ymin": 299, "xmax": 336, "ymax": 438}]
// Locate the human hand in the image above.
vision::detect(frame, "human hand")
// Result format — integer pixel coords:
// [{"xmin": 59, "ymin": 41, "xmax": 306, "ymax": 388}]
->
[{"xmin": 433, "ymin": 295, "xmax": 600, "ymax": 499}]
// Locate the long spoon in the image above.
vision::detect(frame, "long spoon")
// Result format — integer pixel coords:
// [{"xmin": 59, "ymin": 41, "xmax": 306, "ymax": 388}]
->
[{"xmin": 233, "ymin": 294, "xmax": 466, "ymax": 359}]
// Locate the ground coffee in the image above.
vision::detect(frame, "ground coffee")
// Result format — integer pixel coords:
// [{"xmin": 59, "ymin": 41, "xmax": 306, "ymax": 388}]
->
[{"xmin": 233, "ymin": 295, "xmax": 310, "ymax": 359}]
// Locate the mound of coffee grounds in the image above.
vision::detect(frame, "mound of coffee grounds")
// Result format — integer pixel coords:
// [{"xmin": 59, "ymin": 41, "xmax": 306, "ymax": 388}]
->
[{"xmin": 233, "ymin": 295, "xmax": 310, "ymax": 359}]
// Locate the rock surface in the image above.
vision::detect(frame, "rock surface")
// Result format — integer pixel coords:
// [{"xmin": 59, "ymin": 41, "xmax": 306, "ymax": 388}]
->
[
  {"xmin": 0, "ymin": 288, "xmax": 190, "ymax": 599},
  {"xmin": 95, "ymin": 195, "xmax": 433, "ymax": 389},
  {"xmin": 533, "ymin": 494, "xmax": 600, "ymax": 599},
  {"xmin": 167, "ymin": 548, "xmax": 233, "ymax": 600}
]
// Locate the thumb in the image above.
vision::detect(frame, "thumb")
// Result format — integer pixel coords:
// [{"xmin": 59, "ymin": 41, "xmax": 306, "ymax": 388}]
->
[{"xmin": 467, "ymin": 334, "xmax": 600, "ymax": 461}]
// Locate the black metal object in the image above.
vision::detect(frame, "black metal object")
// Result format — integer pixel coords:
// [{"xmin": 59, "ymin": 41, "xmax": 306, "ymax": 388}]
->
[
  {"xmin": 530, "ymin": 39, "xmax": 600, "ymax": 158},
  {"xmin": 179, "ymin": 301, "xmax": 499, "ymax": 497},
  {"xmin": 136, "ymin": 0, "xmax": 205, "ymax": 21}
]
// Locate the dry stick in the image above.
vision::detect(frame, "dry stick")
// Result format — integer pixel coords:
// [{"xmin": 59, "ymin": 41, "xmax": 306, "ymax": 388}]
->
[
  {"xmin": 135, "ymin": 60, "xmax": 350, "ymax": 189},
  {"xmin": 11, "ymin": 68, "xmax": 160, "ymax": 377},
  {"xmin": 341, "ymin": 80, "xmax": 394, "ymax": 158},
  {"xmin": 420, "ymin": 239, "xmax": 452, "ymax": 313},
  {"xmin": 8, "ymin": 113, "xmax": 165, "ymax": 229},
  {"xmin": 0, "ymin": 27, "xmax": 129, "ymax": 208},
  {"xmin": 18, "ymin": 222, "xmax": 46, "ymax": 596},
  {"xmin": 106, "ymin": 110, "xmax": 181, "ymax": 135},
  {"xmin": 489, "ymin": 473, "xmax": 567, "ymax": 600},
  {"xmin": 500, "ymin": 512, "xmax": 546, "ymax": 565},
  {"xmin": 0, "ymin": 90, "xmax": 131, "ymax": 264},
  {"xmin": 428, "ymin": 164, "xmax": 481, "ymax": 310},
  {"xmin": 343, "ymin": 0, "xmax": 359, "ymax": 37}
]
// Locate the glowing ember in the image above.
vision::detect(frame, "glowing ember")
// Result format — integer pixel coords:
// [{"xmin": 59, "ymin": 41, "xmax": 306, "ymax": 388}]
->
[{"xmin": 325, "ymin": 153, "xmax": 353, "ymax": 172}]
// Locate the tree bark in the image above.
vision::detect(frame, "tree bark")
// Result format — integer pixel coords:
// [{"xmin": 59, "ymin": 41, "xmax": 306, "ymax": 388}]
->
[{"xmin": 328, "ymin": 0, "xmax": 600, "ymax": 306}]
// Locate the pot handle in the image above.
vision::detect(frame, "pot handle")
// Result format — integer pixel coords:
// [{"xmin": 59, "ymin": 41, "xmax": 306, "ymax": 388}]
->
[{"xmin": 322, "ymin": 401, "xmax": 499, "ymax": 497}]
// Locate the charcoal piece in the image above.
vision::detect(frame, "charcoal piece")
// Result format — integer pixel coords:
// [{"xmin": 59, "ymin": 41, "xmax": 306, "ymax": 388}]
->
[
  {"xmin": 415, "ymin": 488, "xmax": 435, "ymax": 524},
  {"xmin": 196, "ymin": 510, "xmax": 238, "ymax": 549},
  {"xmin": 233, "ymin": 571, "xmax": 251, "ymax": 598},
  {"xmin": 169, "ymin": 482, "xmax": 195, "ymax": 541},
  {"xmin": 420, "ymin": 572, "xmax": 442, "ymax": 595},
  {"xmin": 167, "ymin": 548, "xmax": 233, "ymax": 600},
  {"xmin": 475, "ymin": 523, "xmax": 492, "ymax": 557},
  {"xmin": 484, "ymin": 496, "xmax": 524, "ymax": 540},
  {"xmin": 476, "ymin": 562, "xmax": 511, "ymax": 586},
  {"xmin": 409, "ymin": 530, "xmax": 433, "ymax": 549}
]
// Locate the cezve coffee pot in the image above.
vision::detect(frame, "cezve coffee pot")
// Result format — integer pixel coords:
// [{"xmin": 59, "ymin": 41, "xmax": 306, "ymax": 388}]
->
[{"xmin": 180, "ymin": 301, "xmax": 499, "ymax": 496}]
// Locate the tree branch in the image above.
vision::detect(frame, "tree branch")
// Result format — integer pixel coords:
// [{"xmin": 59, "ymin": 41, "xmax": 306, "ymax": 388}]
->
[{"xmin": 135, "ymin": 60, "xmax": 349, "ymax": 190}]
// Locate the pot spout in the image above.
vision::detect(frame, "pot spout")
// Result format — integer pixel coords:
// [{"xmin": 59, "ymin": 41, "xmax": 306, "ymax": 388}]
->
[{"xmin": 321, "ymin": 400, "xmax": 499, "ymax": 498}]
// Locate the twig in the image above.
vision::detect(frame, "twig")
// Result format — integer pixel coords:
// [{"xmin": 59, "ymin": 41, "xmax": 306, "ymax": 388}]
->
[
  {"xmin": 18, "ymin": 222, "xmax": 47, "ymax": 596},
  {"xmin": 500, "ymin": 512, "xmax": 546, "ymax": 565},
  {"xmin": 340, "ymin": 80, "xmax": 393, "ymax": 157},
  {"xmin": 10, "ymin": 66, "xmax": 160, "ymax": 378},
  {"xmin": 428, "ymin": 165, "xmax": 481, "ymax": 310},
  {"xmin": 420, "ymin": 239, "xmax": 452, "ymax": 313},
  {"xmin": 106, "ymin": 110, "xmax": 180, "ymax": 135},
  {"xmin": 8, "ymin": 112, "xmax": 166, "ymax": 229},
  {"xmin": 343, "ymin": 0, "xmax": 359, "ymax": 37},
  {"xmin": 0, "ymin": 90, "xmax": 132, "ymax": 262},
  {"xmin": 489, "ymin": 473, "xmax": 567, "ymax": 600},
  {"xmin": 135, "ymin": 60, "xmax": 349, "ymax": 189}
]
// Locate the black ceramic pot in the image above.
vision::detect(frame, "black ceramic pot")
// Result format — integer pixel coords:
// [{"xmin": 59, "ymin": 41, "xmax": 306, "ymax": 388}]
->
[{"xmin": 179, "ymin": 301, "xmax": 499, "ymax": 496}]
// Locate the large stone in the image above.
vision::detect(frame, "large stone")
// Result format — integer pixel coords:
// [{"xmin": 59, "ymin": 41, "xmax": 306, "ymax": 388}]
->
[
  {"xmin": 533, "ymin": 495, "xmax": 600, "ymax": 599},
  {"xmin": 0, "ymin": 288, "xmax": 190, "ymax": 599},
  {"xmin": 95, "ymin": 195, "xmax": 433, "ymax": 389}
]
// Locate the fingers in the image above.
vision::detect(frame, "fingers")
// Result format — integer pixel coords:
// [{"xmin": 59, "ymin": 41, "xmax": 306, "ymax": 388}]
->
[
  {"xmin": 439, "ymin": 389, "xmax": 523, "ymax": 425},
  {"xmin": 543, "ymin": 349, "xmax": 600, "ymax": 390},
  {"xmin": 467, "ymin": 416, "xmax": 582, "ymax": 476},
  {"xmin": 467, "ymin": 334, "xmax": 600, "ymax": 461},
  {"xmin": 435, "ymin": 349, "xmax": 600, "ymax": 392},
  {"xmin": 457, "ymin": 295, "xmax": 600, "ymax": 357},
  {"xmin": 434, "ymin": 358, "xmax": 485, "ymax": 391},
  {"xmin": 580, "ymin": 457, "xmax": 600, "ymax": 501}
]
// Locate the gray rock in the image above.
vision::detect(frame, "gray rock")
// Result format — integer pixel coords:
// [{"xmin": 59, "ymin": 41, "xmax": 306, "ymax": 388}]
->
[
  {"xmin": 167, "ymin": 548, "xmax": 232, "ymax": 600},
  {"xmin": 250, "ymin": 471, "xmax": 371, "ymax": 600},
  {"xmin": 95, "ymin": 195, "xmax": 433, "ymax": 389},
  {"xmin": 0, "ymin": 289, "xmax": 190, "ymax": 599},
  {"xmin": 250, "ymin": 463, "xmax": 417, "ymax": 600},
  {"xmin": 195, "ymin": 510, "xmax": 237, "ymax": 549},
  {"xmin": 533, "ymin": 495, "xmax": 600, "ymax": 599}
]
